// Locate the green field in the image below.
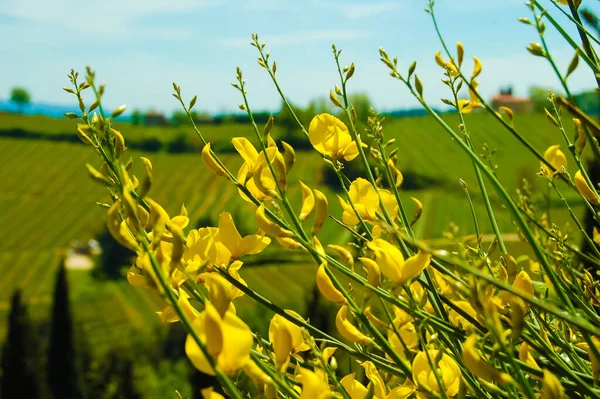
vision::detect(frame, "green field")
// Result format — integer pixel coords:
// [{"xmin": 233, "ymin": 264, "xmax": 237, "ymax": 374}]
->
[{"xmin": 0, "ymin": 111, "xmax": 587, "ymax": 353}]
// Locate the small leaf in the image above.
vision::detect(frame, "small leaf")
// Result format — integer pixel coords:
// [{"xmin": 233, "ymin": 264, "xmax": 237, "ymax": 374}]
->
[
  {"xmin": 526, "ymin": 42, "xmax": 546, "ymax": 57},
  {"xmin": 111, "ymin": 104, "xmax": 127, "ymax": 119},
  {"xmin": 64, "ymin": 112, "xmax": 80, "ymax": 120},
  {"xmin": 408, "ymin": 60, "xmax": 417, "ymax": 78},
  {"xmin": 566, "ymin": 49, "xmax": 580, "ymax": 79},
  {"xmin": 545, "ymin": 108, "xmax": 558, "ymax": 127},
  {"xmin": 414, "ymin": 75, "xmax": 423, "ymax": 98},
  {"xmin": 189, "ymin": 95, "xmax": 197, "ymax": 110},
  {"xmin": 88, "ymin": 100, "xmax": 100, "ymax": 112},
  {"xmin": 345, "ymin": 62, "xmax": 355, "ymax": 80},
  {"xmin": 330, "ymin": 90, "xmax": 343, "ymax": 108}
]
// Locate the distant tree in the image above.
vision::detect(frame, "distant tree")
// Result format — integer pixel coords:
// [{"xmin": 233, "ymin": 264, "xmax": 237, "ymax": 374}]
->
[
  {"xmin": 94, "ymin": 228, "xmax": 135, "ymax": 279},
  {"xmin": 307, "ymin": 96, "xmax": 333, "ymax": 115},
  {"xmin": 348, "ymin": 92, "xmax": 373, "ymax": 123},
  {"xmin": 10, "ymin": 87, "xmax": 31, "ymax": 113},
  {"xmin": 0, "ymin": 290, "xmax": 42, "ymax": 399},
  {"xmin": 131, "ymin": 109, "xmax": 144, "ymax": 125},
  {"xmin": 171, "ymin": 110, "xmax": 198, "ymax": 127},
  {"xmin": 529, "ymin": 86, "xmax": 551, "ymax": 113},
  {"xmin": 47, "ymin": 264, "xmax": 81, "ymax": 399}
]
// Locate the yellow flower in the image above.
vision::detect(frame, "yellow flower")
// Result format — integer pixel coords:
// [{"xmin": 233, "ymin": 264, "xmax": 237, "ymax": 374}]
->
[
  {"xmin": 269, "ymin": 311, "xmax": 310, "ymax": 370},
  {"xmin": 340, "ymin": 373, "xmax": 369, "ymax": 399},
  {"xmin": 309, "ymin": 113, "xmax": 359, "ymax": 161},
  {"xmin": 218, "ymin": 212, "xmax": 270, "ymax": 259},
  {"xmin": 184, "ymin": 227, "xmax": 231, "ymax": 270},
  {"xmin": 339, "ymin": 178, "xmax": 379, "ymax": 225},
  {"xmin": 458, "ymin": 80, "xmax": 482, "ymax": 114},
  {"xmin": 542, "ymin": 145, "xmax": 567, "ymax": 178},
  {"xmin": 575, "ymin": 170, "xmax": 600, "ymax": 204},
  {"xmin": 513, "ymin": 270, "xmax": 534, "ymax": 297},
  {"xmin": 367, "ymin": 240, "xmax": 431, "ymax": 286},
  {"xmin": 576, "ymin": 337, "xmax": 600, "ymax": 378},
  {"xmin": 542, "ymin": 369, "xmax": 565, "ymax": 399},
  {"xmin": 296, "ymin": 367, "xmax": 331, "ymax": 399},
  {"xmin": 388, "ymin": 320, "xmax": 418, "ymax": 359},
  {"xmin": 341, "ymin": 368, "xmax": 414, "ymax": 399},
  {"xmin": 185, "ymin": 302, "xmax": 253, "ymax": 376},
  {"xmin": 157, "ymin": 289, "xmax": 199, "ymax": 323},
  {"xmin": 202, "ymin": 261, "xmax": 246, "ymax": 317},
  {"xmin": 233, "ymin": 137, "xmax": 284, "ymax": 202},
  {"xmin": 448, "ymin": 300, "xmax": 478, "ymax": 331},
  {"xmin": 412, "ymin": 350, "xmax": 461, "ymax": 398},
  {"xmin": 519, "ymin": 342, "xmax": 541, "ymax": 380}
]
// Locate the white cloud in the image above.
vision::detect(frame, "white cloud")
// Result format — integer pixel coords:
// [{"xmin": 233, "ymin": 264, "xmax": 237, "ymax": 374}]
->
[{"xmin": 219, "ymin": 29, "xmax": 372, "ymax": 48}]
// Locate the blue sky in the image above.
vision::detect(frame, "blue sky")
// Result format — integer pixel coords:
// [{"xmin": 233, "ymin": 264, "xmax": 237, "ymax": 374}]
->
[{"xmin": 1, "ymin": 0, "xmax": 598, "ymax": 115}]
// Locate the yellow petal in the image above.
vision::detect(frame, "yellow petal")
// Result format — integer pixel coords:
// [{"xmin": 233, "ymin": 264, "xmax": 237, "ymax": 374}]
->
[
  {"xmin": 462, "ymin": 335, "xmax": 512, "ymax": 384},
  {"xmin": 542, "ymin": 369, "xmax": 564, "ymax": 399},
  {"xmin": 276, "ymin": 236, "xmax": 301, "ymax": 249},
  {"xmin": 200, "ymin": 387, "xmax": 226, "ymax": 399},
  {"xmin": 328, "ymin": 244, "xmax": 354, "ymax": 270},
  {"xmin": 127, "ymin": 265, "xmax": 153, "ymax": 288},
  {"xmin": 359, "ymin": 257, "xmax": 380, "ymax": 287},
  {"xmin": 316, "ymin": 264, "xmax": 346, "ymax": 304},
  {"xmin": 218, "ymin": 212, "xmax": 243, "ymax": 256},
  {"xmin": 513, "ymin": 270, "xmax": 534, "ymax": 297},
  {"xmin": 349, "ymin": 178, "xmax": 379, "ymax": 220},
  {"xmin": 541, "ymin": 145, "xmax": 567, "ymax": 178},
  {"xmin": 399, "ymin": 250, "xmax": 431, "ymax": 285},
  {"xmin": 519, "ymin": 343, "xmax": 540, "ymax": 374},
  {"xmin": 575, "ymin": 170, "xmax": 600, "ymax": 204},
  {"xmin": 157, "ymin": 305, "xmax": 179, "ymax": 323},
  {"xmin": 202, "ymin": 143, "xmax": 227, "ymax": 177},
  {"xmin": 387, "ymin": 385, "xmax": 415, "ymax": 399},
  {"xmin": 281, "ymin": 140, "xmax": 295, "ymax": 174},
  {"xmin": 297, "ymin": 367, "xmax": 331, "ymax": 399},
  {"xmin": 232, "ymin": 137, "xmax": 259, "ymax": 165},
  {"xmin": 340, "ymin": 373, "xmax": 368, "ymax": 399},
  {"xmin": 361, "ymin": 361, "xmax": 386, "ymax": 399},
  {"xmin": 367, "ymin": 239, "xmax": 403, "ymax": 285},
  {"xmin": 308, "ymin": 113, "xmax": 357, "ymax": 161},
  {"xmin": 312, "ymin": 189, "xmax": 329, "ymax": 234},
  {"xmin": 255, "ymin": 204, "xmax": 294, "ymax": 238},
  {"xmin": 299, "ymin": 181, "xmax": 315, "ymax": 221},
  {"xmin": 204, "ymin": 271, "xmax": 245, "ymax": 317},
  {"xmin": 242, "ymin": 360, "xmax": 272, "ymax": 385},
  {"xmin": 336, "ymin": 306, "xmax": 372, "ymax": 345},
  {"xmin": 472, "ymin": 56, "xmax": 482, "ymax": 79},
  {"xmin": 269, "ymin": 315, "xmax": 293, "ymax": 370},
  {"xmin": 576, "ymin": 337, "xmax": 600, "ymax": 378},
  {"xmin": 218, "ymin": 311, "xmax": 253, "ymax": 375}
]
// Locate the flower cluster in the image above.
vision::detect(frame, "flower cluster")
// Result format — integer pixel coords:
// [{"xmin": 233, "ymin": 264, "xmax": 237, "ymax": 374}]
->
[{"xmin": 64, "ymin": 1, "xmax": 600, "ymax": 398}]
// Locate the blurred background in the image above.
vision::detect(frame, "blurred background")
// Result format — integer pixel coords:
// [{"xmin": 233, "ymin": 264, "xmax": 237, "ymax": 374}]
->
[{"xmin": 1, "ymin": 0, "xmax": 599, "ymax": 398}]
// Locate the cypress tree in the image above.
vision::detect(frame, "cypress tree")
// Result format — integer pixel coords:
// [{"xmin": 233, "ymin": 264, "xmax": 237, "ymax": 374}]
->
[
  {"xmin": 47, "ymin": 264, "xmax": 81, "ymax": 399},
  {"xmin": 0, "ymin": 290, "xmax": 41, "ymax": 399}
]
